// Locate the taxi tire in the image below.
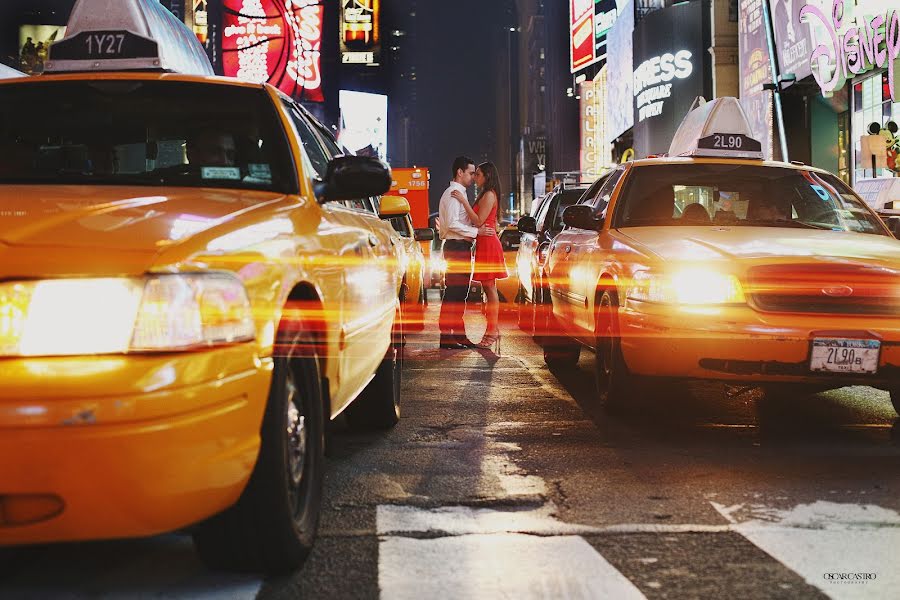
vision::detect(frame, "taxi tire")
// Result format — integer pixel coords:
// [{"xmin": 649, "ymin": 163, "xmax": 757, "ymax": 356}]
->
[
  {"xmin": 346, "ymin": 310, "xmax": 403, "ymax": 431},
  {"xmin": 594, "ymin": 290, "xmax": 632, "ymax": 415},
  {"xmin": 192, "ymin": 328, "xmax": 325, "ymax": 575},
  {"xmin": 889, "ymin": 388, "xmax": 900, "ymax": 416}
]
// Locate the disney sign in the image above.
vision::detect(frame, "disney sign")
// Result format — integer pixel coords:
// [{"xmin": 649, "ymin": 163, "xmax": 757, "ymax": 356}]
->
[{"xmin": 801, "ymin": 0, "xmax": 900, "ymax": 101}]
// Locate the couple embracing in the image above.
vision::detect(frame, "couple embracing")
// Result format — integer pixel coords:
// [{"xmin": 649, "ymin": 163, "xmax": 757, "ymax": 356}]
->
[{"xmin": 437, "ymin": 156, "xmax": 508, "ymax": 351}]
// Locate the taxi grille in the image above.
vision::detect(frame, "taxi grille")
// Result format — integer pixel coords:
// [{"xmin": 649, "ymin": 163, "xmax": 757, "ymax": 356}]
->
[{"xmin": 746, "ymin": 263, "xmax": 900, "ymax": 316}]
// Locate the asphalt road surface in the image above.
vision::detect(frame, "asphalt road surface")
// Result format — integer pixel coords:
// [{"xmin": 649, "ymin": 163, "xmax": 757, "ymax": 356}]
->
[{"xmin": 2, "ymin": 292, "xmax": 899, "ymax": 599}]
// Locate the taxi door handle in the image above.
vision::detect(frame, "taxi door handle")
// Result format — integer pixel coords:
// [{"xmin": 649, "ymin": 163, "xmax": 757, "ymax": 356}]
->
[{"xmin": 368, "ymin": 234, "xmax": 379, "ymax": 247}]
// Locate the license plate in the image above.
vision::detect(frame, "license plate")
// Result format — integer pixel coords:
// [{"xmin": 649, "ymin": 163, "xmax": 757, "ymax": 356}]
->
[{"xmin": 809, "ymin": 338, "xmax": 880, "ymax": 374}]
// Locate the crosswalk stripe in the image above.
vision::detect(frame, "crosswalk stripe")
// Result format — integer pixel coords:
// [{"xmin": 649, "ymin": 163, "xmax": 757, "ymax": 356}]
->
[
  {"xmin": 377, "ymin": 505, "xmax": 648, "ymax": 600},
  {"xmin": 379, "ymin": 534, "xmax": 646, "ymax": 600},
  {"xmin": 712, "ymin": 500, "xmax": 900, "ymax": 599}
]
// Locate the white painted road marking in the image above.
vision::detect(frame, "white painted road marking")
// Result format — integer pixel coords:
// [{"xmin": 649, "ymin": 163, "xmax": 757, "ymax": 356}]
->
[
  {"xmin": 712, "ymin": 500, "xmax": 900, "ymax": 600},
  {"xmin": 379, "ymin": 533, "xmax": 646, "ymax": 600}
]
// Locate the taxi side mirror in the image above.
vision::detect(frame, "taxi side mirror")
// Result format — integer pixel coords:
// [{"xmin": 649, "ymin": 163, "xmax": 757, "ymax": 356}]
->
[
  {"xmin": 517, "ymin": 215, "xmax": 537, "ymax": 234},
  {"xmin": 379, "ymin": 195, "xmax": 411, "ymax": 218},
  {"xmin": 317, "ymin": 155, "xmax": 391, "ymax": 203},
  {"xmin": 414, "ymin": 228, "xmax": 435, "ymax": 242},
  {"xmin": 562, "ymin": 205, "xmax": 602, "ymax": 231}
]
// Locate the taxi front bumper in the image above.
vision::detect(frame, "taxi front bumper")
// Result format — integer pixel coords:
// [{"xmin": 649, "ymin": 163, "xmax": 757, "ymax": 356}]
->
[
  {"xmin": 0, "ymin": 347, "xmax": 272, "ymax": 545},
  {"xmin": 619, "ymin": 301, "xmax": 900, "ymax": 387}
]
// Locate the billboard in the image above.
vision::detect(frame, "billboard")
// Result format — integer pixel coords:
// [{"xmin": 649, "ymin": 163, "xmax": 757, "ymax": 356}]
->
[
  {"xmin": 18, "ymin": 25, "xmax": 66, "ymax": 75},
  {"xmin": 222, "ymin": 0, "xmax": 324, "ymax": 102},
  {"xmin": 338, "ymin": 90, "xmax": 388, "ymax": 160},
  {"xmin": 340, "ymin": 0, "xmax": 381, "ymax": 65},
  {"xmin": 738, "ymin": 0, "xmax": 774, "ymax": 160},
  {"xmin": 570, "ymin": 0, "xmax": 627, "ymax": 73},
  {"xmin": 605, "ymin": 0, "xmax": 633, "ymax": 144},
  {"xmin": 632, "ymin": 0, "xmax": 710, "ymax": 157}
]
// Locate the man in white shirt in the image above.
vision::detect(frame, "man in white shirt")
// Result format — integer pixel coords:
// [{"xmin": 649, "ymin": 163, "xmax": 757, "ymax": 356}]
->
[{"xmin": 437, "ymin": 156, "xmax": 493, "ymax": 349}]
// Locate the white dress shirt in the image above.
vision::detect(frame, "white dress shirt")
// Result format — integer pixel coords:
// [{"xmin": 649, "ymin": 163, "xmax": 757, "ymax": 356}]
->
[{"xmin": 438, "ymin": 181, "xmax": 478, "ymax": 241}]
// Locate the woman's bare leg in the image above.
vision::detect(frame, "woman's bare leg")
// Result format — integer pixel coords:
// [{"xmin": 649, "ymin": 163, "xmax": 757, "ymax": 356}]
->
[{"xmin": 483, "ymin": 281, "xmax": 500, "ymax": 337}]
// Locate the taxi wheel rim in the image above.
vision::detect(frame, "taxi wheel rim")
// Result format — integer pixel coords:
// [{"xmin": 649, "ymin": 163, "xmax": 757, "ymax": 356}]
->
[{"xmin": 284, "ymin": 367, "xmax": 307, "ymax": 489}]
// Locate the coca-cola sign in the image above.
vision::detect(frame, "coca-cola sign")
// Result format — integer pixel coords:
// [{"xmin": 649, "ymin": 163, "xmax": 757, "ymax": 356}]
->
[{"xmin": 222, "ymin": 0, "xmax": 324, "ymax": 102}]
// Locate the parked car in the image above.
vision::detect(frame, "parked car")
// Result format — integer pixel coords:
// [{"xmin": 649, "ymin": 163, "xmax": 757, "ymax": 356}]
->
[
  {"xmin": 544, "ymin": 97, "xmax": 900, "ymax": 418},
  {"xmin": 515, "ymin": 181, "xmax": 599, "ymax": 335},
  {"xmin": 380, "ymin": 195, "xmax": 435, "ymax": 331},
  {"xmin": 0, "ymin": 0, "xmax": 405, "ymax": 575}
]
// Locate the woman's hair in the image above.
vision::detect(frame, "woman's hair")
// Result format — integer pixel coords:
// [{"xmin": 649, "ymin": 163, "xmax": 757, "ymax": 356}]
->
[{"xmin": 476, "ymin": 161, "xmax": 501, "ymax": 202}]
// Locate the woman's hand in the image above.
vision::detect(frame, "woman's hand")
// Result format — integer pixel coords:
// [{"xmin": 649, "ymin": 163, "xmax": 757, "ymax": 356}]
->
[{"xmin": 451, "ymin": 190, "xmax": 468, "ymax": 204}]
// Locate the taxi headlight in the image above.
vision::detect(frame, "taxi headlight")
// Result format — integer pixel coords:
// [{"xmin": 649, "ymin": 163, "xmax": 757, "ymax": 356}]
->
[
  {"xmin": 0, "ymin": 274, "xmax": 255, "ymax": 357},
  {"xmin": 628, "ymin": 269, "xmax": 745, "ymax": 305}
]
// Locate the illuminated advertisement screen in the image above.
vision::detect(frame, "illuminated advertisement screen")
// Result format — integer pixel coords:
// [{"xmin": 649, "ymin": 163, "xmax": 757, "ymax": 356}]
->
[
  {"xmin": 222, "ymin": 0, "xmax": 324, "ymax": 103},
  {"xmin": 338, "ymin": 90, "xmax": 388, "ymax": 160},
  {"xmin": 570, "ymin": 0, "xmax": 595, "ymax": 73},
  {"xmin": 570, "ymin": 0, "xmax": 626, "ymax": 73},
  {"xmin": 18, "ymin": 25, "xmax": 66, "ymax": 75},
  {"xmin": 632, "ymin": 0, "xmax": 710, "ymax": 157},
  {"xmin": 340, "ymin": 0, "xmax": 381, "ymax": 65}
]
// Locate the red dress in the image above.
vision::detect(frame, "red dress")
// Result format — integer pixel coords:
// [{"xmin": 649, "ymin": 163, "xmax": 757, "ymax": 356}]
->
[{"xmin": 472, "ymin": 196, "xmax": 508, "ymax": 281}]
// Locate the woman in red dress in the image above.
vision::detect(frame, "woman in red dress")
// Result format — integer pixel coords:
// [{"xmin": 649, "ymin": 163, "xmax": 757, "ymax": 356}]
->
[{"xmin": 451, "ymin": 161, "xmax": 507, "ymax": 351}]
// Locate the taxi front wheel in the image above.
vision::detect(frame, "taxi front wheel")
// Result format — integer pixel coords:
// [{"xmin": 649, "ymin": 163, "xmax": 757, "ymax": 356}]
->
[
  {"xmin": 594, "ymin": 290, "xmax": 635, "ymax": 414},
  {"xmin": 890, "ymin": 388, "xmax": 900, "ymax": 416},
  {"xmin": 192, "ymin": 328, "xmax": 325, "ymax": 575}
]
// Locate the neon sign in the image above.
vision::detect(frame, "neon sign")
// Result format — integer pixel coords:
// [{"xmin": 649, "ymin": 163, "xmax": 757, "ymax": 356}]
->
[
  {"xmin": 802, "ymin": 0, "xmax": 900, "ymax": 101},
  {"xmin": 222, "ymin": 0, "xmax": 324, "ymax": 102}
]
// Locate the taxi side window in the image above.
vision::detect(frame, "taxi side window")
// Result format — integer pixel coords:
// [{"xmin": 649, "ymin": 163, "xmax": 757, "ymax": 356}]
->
[
  {"xmin": 535, "ymin": 194, "xmax": 556, "ymax": 232},
  {"xmin": 387, "ymin": 216, "xmax": 412, "ymax": 237},
  {"xmin": 594, "ymin": 168, "xmax": 625, "ymax": 215},
  {"xmin": 579, "ymin": 176, "xmax": 607, "ymax": 205},
  {"xmin": 282, "ymin": 101, "xmax": 329, "ymax": 180}
]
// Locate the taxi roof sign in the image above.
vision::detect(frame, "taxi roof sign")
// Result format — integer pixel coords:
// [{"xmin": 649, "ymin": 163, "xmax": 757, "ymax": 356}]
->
[
  {"xmin": 668, "ymin": 97, "xmax": 763, "ymax": 160},
  {"xmin": 45, "ymin": 0, "xmax": 214, "ymax": 76}
]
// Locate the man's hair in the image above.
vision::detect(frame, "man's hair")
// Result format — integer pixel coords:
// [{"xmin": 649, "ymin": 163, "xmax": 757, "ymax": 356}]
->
[{"xmin": 451, "ymin": 156, "xmax": 475, "ymax": 179}]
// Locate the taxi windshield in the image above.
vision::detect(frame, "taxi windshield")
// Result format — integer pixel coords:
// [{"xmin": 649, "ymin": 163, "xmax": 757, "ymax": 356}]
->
[
  {"xmin": 614, "ymin": 163, "xmax": 887, "ymax": 236},
  {"xmin": 0, "ymin": 80, "xmax": 296, "ymax": 193}
]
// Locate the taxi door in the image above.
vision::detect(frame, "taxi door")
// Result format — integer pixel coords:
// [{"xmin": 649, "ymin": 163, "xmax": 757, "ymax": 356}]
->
[
  {"xmin": 557, "ymin": 168, "xmax": 626, "ymax": 338},
  {"xmin": 281, "ymin": 101, "xmax": 394, "ymax": 408}
]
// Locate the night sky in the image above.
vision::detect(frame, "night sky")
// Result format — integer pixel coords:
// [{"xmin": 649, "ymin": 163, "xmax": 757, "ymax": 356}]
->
[{"xmin": 411, "ymin": 0, "xmax": 508, "ymax": 208}]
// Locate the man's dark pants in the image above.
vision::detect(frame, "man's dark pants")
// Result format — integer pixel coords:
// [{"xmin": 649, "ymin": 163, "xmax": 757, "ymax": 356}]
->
[{"xmin": 438, "ymin": 239, "xmax": 473, "ymax": 343}]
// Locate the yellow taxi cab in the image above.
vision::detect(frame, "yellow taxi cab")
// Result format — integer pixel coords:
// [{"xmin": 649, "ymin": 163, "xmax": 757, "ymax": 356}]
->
[
  {"xmin": 379, "ymin": 194, "xmax": 434, "ymax": 331},
  {"xmin": 0, "ymin": 0, "xmax": 406, "ymax": 574},
  {"xmin": 544, "ymin": 97, "xmax": 900, "ymax": 416}
]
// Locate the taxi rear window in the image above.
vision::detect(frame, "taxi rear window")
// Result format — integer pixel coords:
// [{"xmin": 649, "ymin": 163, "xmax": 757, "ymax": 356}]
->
[
  {"xmin": 613, "ymin": 163, "xmax": 888, "ymax": 236},
  {"xmin": 0, "ymin": 80, "xmax": 297, "ymax": 194}
]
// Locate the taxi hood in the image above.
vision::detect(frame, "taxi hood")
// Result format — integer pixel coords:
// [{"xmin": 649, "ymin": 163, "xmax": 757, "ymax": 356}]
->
[
  {"xmin": 619, "ymin": 226, "xmax": 899, "ymax": 265},
  {"xmin": 0, "ymin": 186, "xmax": 289, "ymax": 273}
]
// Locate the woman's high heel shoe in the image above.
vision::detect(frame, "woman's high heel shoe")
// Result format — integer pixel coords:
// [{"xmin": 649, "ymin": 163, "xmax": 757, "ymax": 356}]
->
[{"xmin": 475, "ymin": 332, "xmax": 501, "ymax": 355}]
